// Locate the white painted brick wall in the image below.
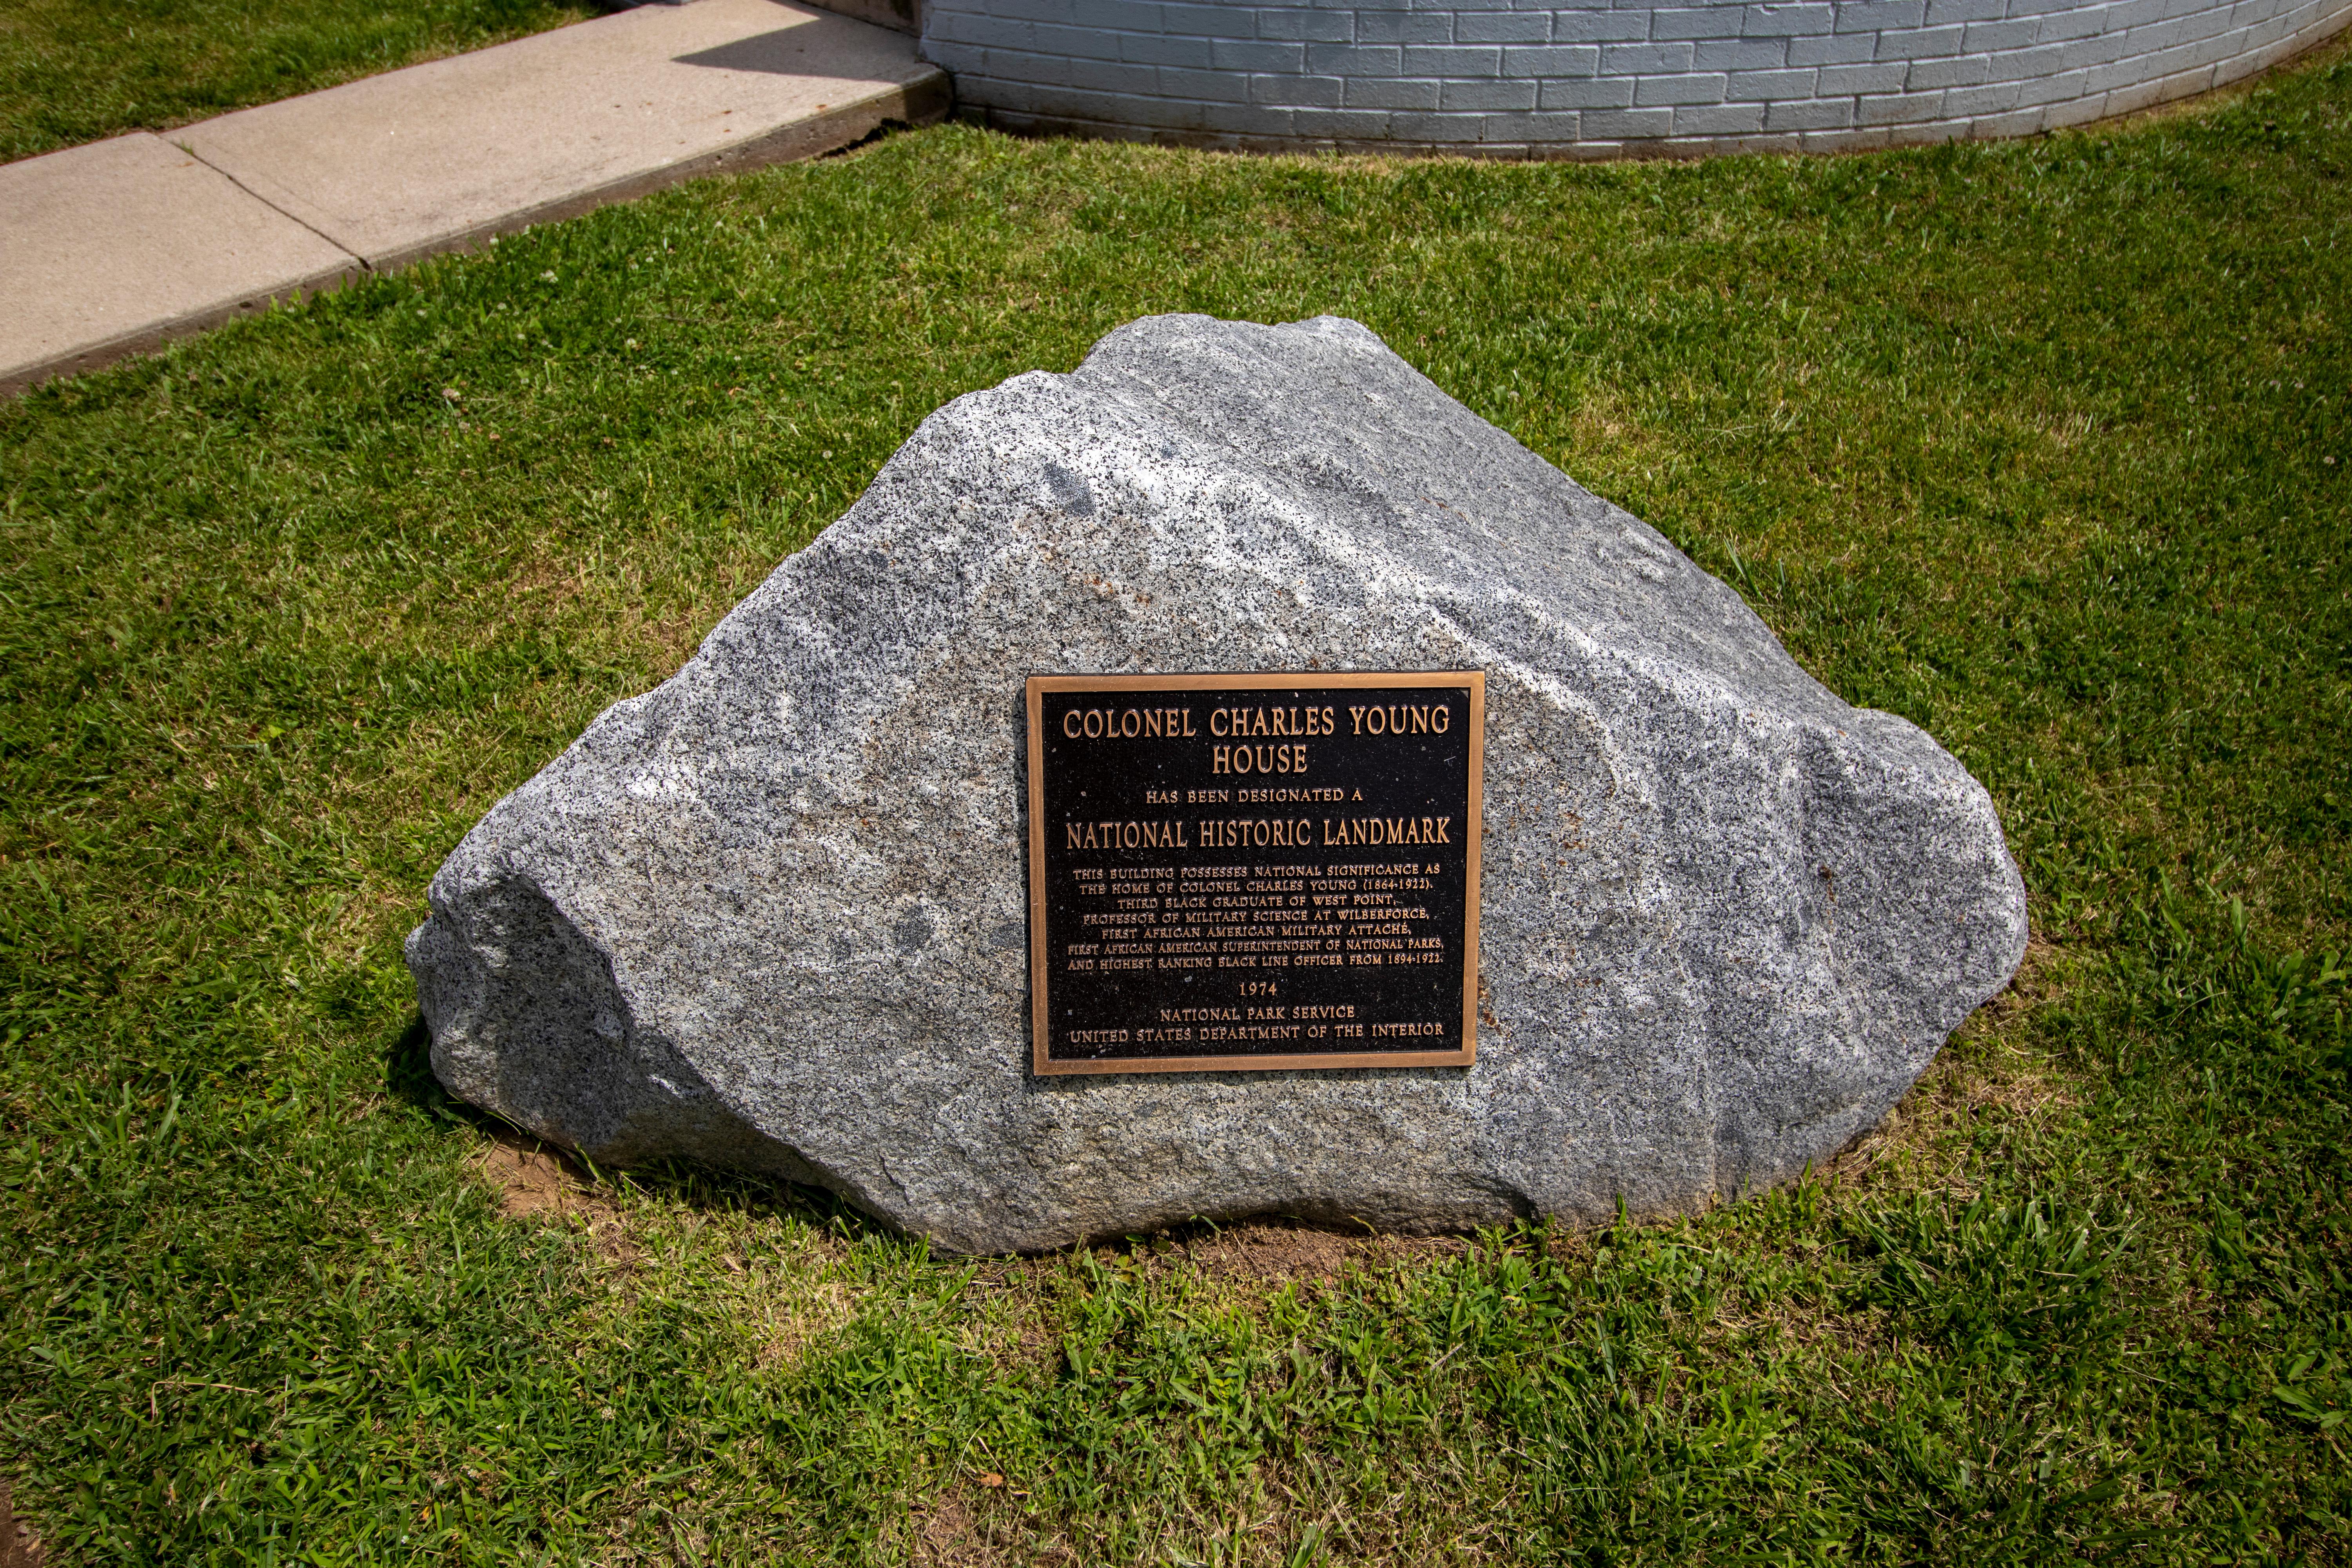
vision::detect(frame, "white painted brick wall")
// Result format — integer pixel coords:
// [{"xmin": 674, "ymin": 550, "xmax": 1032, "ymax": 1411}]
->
[{"xmin": 918, "ymin": 0, "xmax": 2352, "ymax": 152}]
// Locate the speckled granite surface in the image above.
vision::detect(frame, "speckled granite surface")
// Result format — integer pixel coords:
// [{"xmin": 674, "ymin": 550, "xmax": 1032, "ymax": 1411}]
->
[{"xmin": 407, "ymin": 314, "xmax": 2027, "ymax": 1254}]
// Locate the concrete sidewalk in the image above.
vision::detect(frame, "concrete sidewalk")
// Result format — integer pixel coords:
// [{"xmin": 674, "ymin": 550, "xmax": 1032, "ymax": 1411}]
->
[{"xmin": 1, "ymin": 0, "xmax": 948, "ymax": 397}]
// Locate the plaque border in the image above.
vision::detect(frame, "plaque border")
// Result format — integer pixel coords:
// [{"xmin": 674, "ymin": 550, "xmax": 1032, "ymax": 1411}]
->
[{"xmin": 1025, "ymin": 670, "xmax": 1484, "ymax": 1077}]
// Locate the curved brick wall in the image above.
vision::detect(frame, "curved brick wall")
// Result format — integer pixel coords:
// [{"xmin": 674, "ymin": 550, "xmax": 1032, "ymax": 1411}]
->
[{"xmin": 911, "ymin": 0, "xmax": 2352, "ymax": 154}]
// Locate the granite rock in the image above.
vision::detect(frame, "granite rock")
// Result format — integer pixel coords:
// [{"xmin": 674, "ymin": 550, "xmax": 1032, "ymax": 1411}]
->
[{"xmin": 406, "ymin": 313, "xmax": 2028, "ymax": 1254}]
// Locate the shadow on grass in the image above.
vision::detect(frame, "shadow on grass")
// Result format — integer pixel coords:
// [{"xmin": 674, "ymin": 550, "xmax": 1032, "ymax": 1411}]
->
[
  {"xmin": 384, "ymin": 1013, "xmax": 456, "ymax": 1115},
  {"xmin": 381, "ymin": 1009, "xmax": 903, "ymax": 1246},
  {"xmin": 383, "ymin": 1013, "xmax": 1509, "ymax": 1266}
]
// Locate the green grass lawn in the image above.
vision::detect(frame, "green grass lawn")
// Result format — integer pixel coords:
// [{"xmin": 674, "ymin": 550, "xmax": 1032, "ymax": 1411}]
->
[
  {"xmin": 0, "ymin": 0, "xmax": 596, "ymax": 163},
  {"xmin": 3, "ymin": 49, "xmax": 2350, "ymax": 1565}
]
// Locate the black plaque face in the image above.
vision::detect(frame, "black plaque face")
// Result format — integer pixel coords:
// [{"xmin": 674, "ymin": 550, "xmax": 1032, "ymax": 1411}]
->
[{"xmin": 1025, "ymin": 672, "xmax": 1483, "ymax": 1075}]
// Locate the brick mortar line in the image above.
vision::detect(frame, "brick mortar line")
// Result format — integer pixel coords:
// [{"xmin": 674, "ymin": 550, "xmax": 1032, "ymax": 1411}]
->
[{"xmin": 920, "ymin": 0, "xmax": 2352, "ymax": 150}]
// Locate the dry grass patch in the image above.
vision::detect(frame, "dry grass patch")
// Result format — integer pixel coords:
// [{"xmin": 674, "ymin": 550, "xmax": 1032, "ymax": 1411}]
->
[
  {"xmin": 1827, "ymin": 935, "xmax": 2083, "ymax": 1200},
  {"xmin": 1704, "ymin": 1284, "xmax": 1893, "ymax": 1362},
  {"xmin": 982, "ymin": 1219, "xmax": 1472, "ymax": 1302},
  {"xmin": 743, "ymin": 1269, "xmax": 865, "ymax": 1370}
]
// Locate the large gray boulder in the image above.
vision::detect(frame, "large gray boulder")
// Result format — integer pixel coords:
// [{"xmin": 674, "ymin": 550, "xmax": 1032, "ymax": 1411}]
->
[{"xmin": 407, "ymin": 313, "xmax": 2027, "ymax": 1255}]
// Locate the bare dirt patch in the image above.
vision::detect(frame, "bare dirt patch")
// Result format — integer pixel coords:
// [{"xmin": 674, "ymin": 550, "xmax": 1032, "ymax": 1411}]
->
[
  {"xmin": 910, "ymin": 1495, "xmax": 1016, "ymax": 1568},
  {"xmin": 474, "ymin": 1131, "xmax": 637, "ymax": 1269},
  {"xmin": 0, "ymin": 1483, "xmax": 42, "ymax": 1568},
  {"xmin": 1179, "ymin": 1220, "xmax": 1468, "ymax": 1285}
]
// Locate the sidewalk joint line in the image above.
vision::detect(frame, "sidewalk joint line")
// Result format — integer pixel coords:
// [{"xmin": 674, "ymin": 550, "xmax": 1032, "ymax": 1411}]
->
[{"xmin": 174, "ymin": 140, "xmax": 369, "ymax": 272}]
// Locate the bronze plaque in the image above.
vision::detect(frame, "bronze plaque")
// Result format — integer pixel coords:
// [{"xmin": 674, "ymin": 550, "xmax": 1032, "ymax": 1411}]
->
[{"xmin": 1025, "ymin": 671, "xmax": 1484, "ymax": 1075}]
